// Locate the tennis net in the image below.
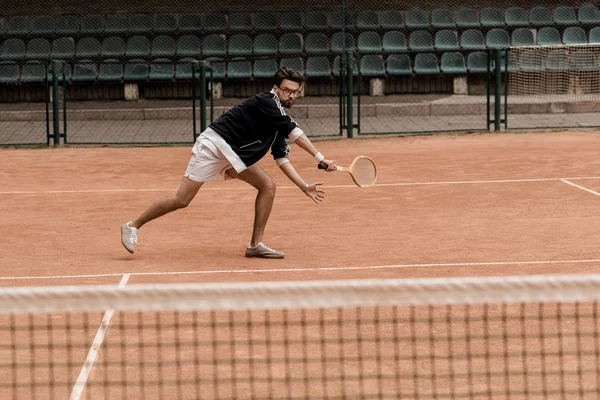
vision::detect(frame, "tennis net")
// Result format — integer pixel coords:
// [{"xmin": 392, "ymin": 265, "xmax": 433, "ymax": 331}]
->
[{"xmin": 2, "ymin": 274, "xmax": 600, "ymax": 399}]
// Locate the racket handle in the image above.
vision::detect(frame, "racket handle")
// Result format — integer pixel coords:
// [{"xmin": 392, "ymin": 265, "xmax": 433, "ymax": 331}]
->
[{"xmin": 318, "ymin": 162, "xmax": 328, "ymax": 170}]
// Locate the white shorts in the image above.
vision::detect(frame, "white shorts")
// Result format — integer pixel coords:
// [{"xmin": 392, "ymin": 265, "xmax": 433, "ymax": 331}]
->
[{"xmin": 184, "ymin": 134, "xmax": 234, "ymax": 182}]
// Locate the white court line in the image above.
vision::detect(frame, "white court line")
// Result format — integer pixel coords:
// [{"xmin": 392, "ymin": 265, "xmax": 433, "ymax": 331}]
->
[
  {"xmin": 3, "ymin": 259, "xmax": 600, "ymax": 281},
  {"xmin": 2, "ymin": 176, "xmax": 600, "ymax": 195},
  {"xmin": 560, "ymin": 179, "xmax": 600, "ymax": 197},
  {"xmin": 70, "ymin": 274, "xmax": 130, "ymax": 400}
]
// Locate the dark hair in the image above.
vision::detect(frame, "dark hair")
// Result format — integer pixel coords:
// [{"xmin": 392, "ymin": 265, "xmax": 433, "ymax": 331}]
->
[{"xmin": 272, "ymin": 67, "xmax": 305, "ymax": 87}]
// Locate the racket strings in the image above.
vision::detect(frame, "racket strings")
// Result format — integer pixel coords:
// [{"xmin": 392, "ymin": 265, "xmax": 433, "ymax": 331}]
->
[{"xmin": 353, "ymin": 158, "xmax": 377, "ymax": 187}]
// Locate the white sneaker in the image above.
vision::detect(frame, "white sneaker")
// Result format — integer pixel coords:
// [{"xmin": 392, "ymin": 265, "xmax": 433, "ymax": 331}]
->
[
  {"xmin": 245, "ymin": 242, "xmax": 285, "ymax": 259},
  {"xmin": 121, "ymin": 222, "xmax": 138, "ymax": 254}
]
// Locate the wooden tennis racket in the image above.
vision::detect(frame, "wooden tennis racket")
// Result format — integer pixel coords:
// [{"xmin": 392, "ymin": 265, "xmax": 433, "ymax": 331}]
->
[{"xmin": 318, "ymin": 155, "xmax": 378, "ymax": 188}]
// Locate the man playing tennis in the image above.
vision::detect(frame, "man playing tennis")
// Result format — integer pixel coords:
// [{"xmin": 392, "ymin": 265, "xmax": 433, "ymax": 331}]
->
[{"xmin": 121, "ymin": 67, "xmax": 336, "ymax": 259}]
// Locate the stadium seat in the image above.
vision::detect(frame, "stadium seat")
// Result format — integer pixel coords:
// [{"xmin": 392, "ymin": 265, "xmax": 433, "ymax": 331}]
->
[
  {"xmin": 305, "ymin": 32, "xmax": 329, "ymax": 54},
  {"xmin": 253, "ymin": 59, "xmax": 277, "ymax": 78},
  {"xmin": 485, "ymin": 29, "xmax": 510, "ymax": 49},
  {"xmin": 386, "ymin": 54, "xmax": 412, "ymax": 75},
  {"xmin": 333, "ymin": 54, "xmax": 358, "ymax": 76},
  {"xmin": 1, "ymin": 38, "xmax": 26, "ymax": 61},
  {"xmin": 537, "ymin": 27, "xmax": 561, "ymax": 46},
  {"xmin": 305, "ymin": 11, "xmax": 328, "ymax": 31},
  {"xmin": 47, "ymin": 61, "xmax": 72, "ymax": 81},
  {"xmin": 129, "ymin": 14, "xmax": 152, "ymax": 35},
  {"xmin": 253, "ymin": 33, "xmax": 278, "ymax": 56},
  {"xmin": 6, "ymin": 16, "xmax": 29, "ymax": 36},
  {"xmin": 455, "ymin": 8, "xmax": 479, "ymax": 28},
  {"xmin": 204, "ymin": 13, "xmax": 227, "ymax": 33},
  {"xmin": 360, "ymin": 54, "xmax": 385, "ymax": 76},
  {"xmin": 331, "ymin": 32, "xmax": 355, "ymax": 53},
  {"xmin": 409, "ymin": 30, "xmax": 434, "ymax": 51},
  {"xmin": 467, "ymin": 51, "xmax": 488, "ymax": 73},
  {"xmin": 414, "ymin": 53, "xmax": 439, "ymax": 75},
  {"xmin": 434, "ymin": 30, "xmax": 459, "ymax": 51},
  {"xmin": 0, "ymin": 18, "xmax": 5, "ymax": 37},
  {"xmin": 149, "ymin": 58, "xmax": 174, "ymax": 80},
  {"xmin": 563, "ymin": 26, "xmax": 587, "ymax": 44},
  {"xmin": 554, "ymin": 7, "xmax": 578, "ymax": 26},
  {"xmin": 380, "ymin": 10, "xmax": 403, "ymax": 29},
  {"xmin": 203, "ymin": 34, "xmax": 226, "ymax": 57},
  {"xmin": 98, "ymin": 60, "xmax": 124, "ymax": 81},
  {"xmin": 356, "ymin": 11, "xmax": 379, "ymax": 30},
  {"xmin": 230, "ymin": 13, "xmax": 252, "ymax": 32},
  {"xmin": 0, "ymin": 61, "xmax": 20, "ymax": 83},
  {"xmin": 331, "ymin": 10, "xmax": 353, "ymax": 29},
  {"xmin": 406, "ymin": 9, "xmax": 429, "ymax": 28},
  {"xmin": 518, "ymin": 49, "xmax": 544, "ymax": 71},
  {"xmin": 204, "ymin": 57, "xmax": 225, "ymax": 79},
  {"xmin": 226, "ymin": 59, "xmax": 251, "ymax": 79},
  {"xmin": 505, "ymin": 7, "xmax": 528, "ymax": 27},
  {"xmin": 176, "ymin": 35, "xmax": 200, "ymax": 58},
  {"xmin": 511, "ymin": 28, "xmax": 535, "ymax": 46},
  {"xmin": 589, "ymin": 26, "xmax": 600, "ymax": 43},
  {"xmin": 279, "ymin": 11, "xmax": 302, "ymax": 31},
  {"xmin": 81, "ymin": 14, "xmax": 105, "ymax": 36},
  {"xmin": 124, "ymin": 59, "xmax": 148, "ymax": 81},
  {"xmin": 480, "ymin": 8, "xmax": 504, "ymax": 27},
  {"xmin": 76, "ymin": 37, "xmax": 101, "ymax": 59},
  {"xmin": 72, "ymin": 60, "xmax": 98, "ymax": 82},
  {"xmin": 31, "ymin": 16, "xmax": 55, "ymax": 36},
  {"xmin": 279, "ymin": 57, "xmax": 304, "ymax": 73},
  {"xmin": 228, "ymin": 34, "xmax": 252, "ymax": 57},
  {"xmin": 279, "ymin": 33, "xmax": 303, "ymax": 55},
  {"xmin": 101, "ymin": 36, "xmax": 125, "ymax": 59},
  {"xmin": 254, "ymin": 12, "xmax": 277, "ymax": 31},
  {"xmin": 571, "ymin": 50, "xmax": 597, "ymax": 70},
  {"xmin": 151, "ymin": 35, "xmax": 176, "ymax": 58},
  {"xmin": 20, "ymin": 61, "xmax": 46, "ymax": 83},
  {"xmin": 154, "ymin": 14, "xmax": 177, "ymax": 35},
  {"xmin": 441, "ymin": 52, "xmax": 467, "ymax": 74},
  {"xmin": 105, "ymin": 14, "xmax": 128, "ymax": 36},
  {"xmin": 174, "ymin": 58, "xmax": 199, "ymax": 80},
  {"xmin": 432, "ymin": 8, "xmax": 455, "ymax": 28},
  {"xmin": 578, "ymin": 3, "xmax": 600, "ymax": 25},
  {"xmin": 179, "ymin": 14, "xmax": 202, "ymax": 34},
  {"xmin": 126, "ymin": 36, "xmax": 151, "ymax": 59},
  {"xmin": 529, "ymin": 7, "xmax": 553, "ymax": 27},
  {"xmin": 56, "ymin": 15, "xmax": 80, "ymax": 37},
  {"xmin": 305, "ymin": 56, "xmax": 331, "ymax": 77},
  {"xmin": 51, "ymin": 37, "xmax": 75, "ymax": 59},
  {"xmin": 546, "ymin": 49, "xmax": 570, "ymax": 70},
  {"xmin": 26, "ymin": 38, "xmax": 51, "ymax": 60},
  {"xmin": 357, "ymin": 31, "xmax": 382, "ymax": 53},
  {"xmin": 382, "ymin": 31, "xmax": 407, "ymax": 52}
]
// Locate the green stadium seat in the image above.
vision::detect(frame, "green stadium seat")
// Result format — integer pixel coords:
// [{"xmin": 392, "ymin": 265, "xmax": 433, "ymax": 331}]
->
[
  {"xmin": 227, "ymin": 59, "xmax": 252, "ymax": 79},
  {"xmin": 176, "ymin": 35, "xmax": 200, "ymax": 58},
  {"xmin": 409, "ymin": 30, "xmax": 434, "ymax": 51},
  {"xmin": 101, "ymin": 36, "xmax": 125, "ymax": 59},
  {"xmin": 52, "ymin": 37, "xmax": 75, "ymax": 59},
  {"xmin": 179, "ymin": 14, "xmax": 202, "ymax": 35},
  {"xmin": 480, "ymin": 8, "xmax": 504, "ymax": 27},
  {"xmin": 76, "ymin": 37, "xmax": 101, "ymax": 59},
  {"xmin": 56, "ymin": 15, "xmax": 79, "ymax": 37},
  {"xmin": 1, "ymin": 38, "xmax": 26, "ymax": 61},
  {"xmin": 6, "ymin": 16, "xmax": 29, "ymax": 36},
  {"xmin": 386, "ymin": 54, "xmax": 411, "ymax": 75},
  {"xmin": 253, "ymin": 59, "xmax": 277, "ymax": 78},
  {"xmin": 380, "ymin": 10, "xmax": 403, "ymax": 29},
  {"xmin": 554, "ymin": 7, "xmax": 578, "ymax": 26},
  {"xmin": 571, "ymin": 50, "xmax": 597, "ymax": 70},
  {"xmin": 31, "ymin": 16, "xmax": 55, "ymax": 36},
  {"xmin": 21, "ymin": 61, "xmax": 46, "ymax": 83},
  {"xmin": 305, "ymin": 12, "xmax": 328, "ymax": 31},
  {"xmin": 511, "ymin": 28, "xmax": 535, "ymax": 46},
  {"xmin": 126, "ymin": 36, "xmax": 151, "ymax": 59},
  {"xmin": 174, "ymin": 58, "xmax": 199, "ymax": 80},
  {"xmin": 518, "ymin": 49, "xmax": 544, "ymax": 71},
  {"xmin": 563, "ymin": 26, "xmax": 587, "ymax": 44},
  {"xmin": 228, "ymin": 34, "xmax": 252, "ymax": 57},
  {"xmin": 151, "ymin": 35, "xmax": 176, "ymax": 58},
  {"xmin": 202, "ymin": 34, "xmax": 226, "ymax": 57},
  {"xmin": 578, "ymin": 3, "xmax": 600, "ymax": 25},
  {"xmin": 333, "ymin": 54, "xmax": 357, "ymax": 76},
  {"xmin": 537, "ymin": 27, "xmax": 561, "ymax": 45},
  {"xmin": 589, "ymin": 26, "xmax": 600, "ymax": 43},
  {"xmin": 0, "ymin": 61, "xmax": 20, "ymax": 83},
  {"xmin": 382, "ymin": 31, "xmax": 407, "ymax": 52},
  {"xmin": 81, "ymin": 15, "xmax": 104, "ymax": 36},
  {"xmin": 280, "ymin": 11, "xmax": 302, "ymax": 31},
  {"xmin": 414, "ymin": 53, "xmax": 439, "ymax": 75},
  {"xmin": 432, "ymin": 8, "xmax": 455, "ymax": 28},
  {"xmin": 356, "ymin": 11, "xmax": 379, "ymax": 30},
  {"xmin": 455, "ymin": 8, "xmax": 479, "ymax": 28},
  {"xmin": 279, "ymin": 57, "xmax": 304, "ymax": 73},
  {"xmin": 331, "ymin": 32, "xmax": 355, "ymax": 53},
  {"xmin": 279, "ymin": 33, "xmax": 303, "ymax": 55},
  {"xmin": 505, "ymin": 7, "xmax": 528, "ymax": 27},
  {"xmin": 154, "ymin": 14, "xmax": 177, "ymax": 35},
  {"xmin": 331, "ymin": 10, "xmax": 354, "ymax": 29},
  {"xmin": 434, "ymin": 30, "xmax": 459, "ymax": 51},
  {"xmin": 529, "ymin": 7, "xmax": 553, "ymax": 27},
  {"xmin": 546, "ymin": 49, "xmax": 570, "ymax": 70},
  {"xmin": 124, "ymin": 59, "xmax": 148, "ymax": 81},
  {"xmin": 0, "ymin": 18, "xmax": 5, "ymax": 37},
  {"xmin": 230, "ymin": 13, "xmax": 252, "ymax": 32},
  {"xmin": 485, "ymin": 28, "xmax": 510, "ymax": 49},
  {"xmin": 441, "ymin": 52, "xmax": 466, "ymax": 74},
  {"xmin": 359, "ymin": 54, "xmax": 385, "ymax": 76},
  {"xmin": 253, "ymin": 33, "xmax": 278, "ymax": 56},
  {"xmin": 254, "ymin": 12, "xmax": 277, "ymax": 31},
  {"xmin": 105, "ymin": 14, "xmax": 128, "ymax": 36},
  {"xmin": 204, "ymin": 13, "xmax": 227, "ymax": 33},
  {"xmin": 357, "ymin": 31, "xmax": 382, "ymax": 53},
  {"xmin": 305, "ymin": 32, "xmax": 328, "ymax": 54},
  {"xmin": 149, "ymin": 58, "xmax": 174, "ymax": 80},
  {"xmin": 26, "ymin": 38, "xmax": 51, "ymax": 60},
  {"xmin": 467, "ymin": 51, "xmax": 488, "ymax": 73},
  {"xmin": 305, "ymin": 56, "xmax": 331, "ymax": 77},
  {"xmin": 406, "ymin": 9, "xmax": 429, "ymax": 28},
  {"xmin": 72, "ymin": 60, "xmax": 98, "ymax": 82},
  {"xmin": 204, "ymin": 57, "xmax": 225, "ymax": 79},
  {"xmin": 129, "ymin": 14, "xmax": 152, "ymax": 35},
  {"xmin": 98, "ymin": 60, "xmax": 123, "ymax": 81}
]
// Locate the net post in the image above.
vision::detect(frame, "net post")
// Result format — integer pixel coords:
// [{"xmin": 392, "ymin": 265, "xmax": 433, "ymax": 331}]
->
[
  {"xmin": 486, "ymin": 49, "xmax": 491, "ymax": 131},
  {"xmin": 51, "ymin": 61, "xmax": 60, "ymax": 147},
  {"xmin": 504, "ymin": 49, "xmax": 509, "ymax": 129},
  {"xmin": 44, "ymin": 63, "xmax": 50, "ymax": 146},
  {"xmin": 209, "ymin": 68, "xmax": 214, "ymax": 123},
  {"xmin": 200, "ymin": 63, "xmax": 207, "ymax": 133},
  {"xmin": 494, "ymin": 49, "xmax": 502, "ymax": 132},
  {"xmin": 346, "ymin": 50, "xmax": 353, "ymax": 138},
  {"xmin": 192, "ymin": 61, "xmax": 197, "ymax": 141},
  {"xmin": 62, "ymin": 68, "xmax": 67, "ymax": 144}
]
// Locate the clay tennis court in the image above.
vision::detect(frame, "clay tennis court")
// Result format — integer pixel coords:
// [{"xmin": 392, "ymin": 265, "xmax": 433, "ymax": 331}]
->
[{"xmin": 2, "ymin": 131, "xmax": 600, "ymax": 399}]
